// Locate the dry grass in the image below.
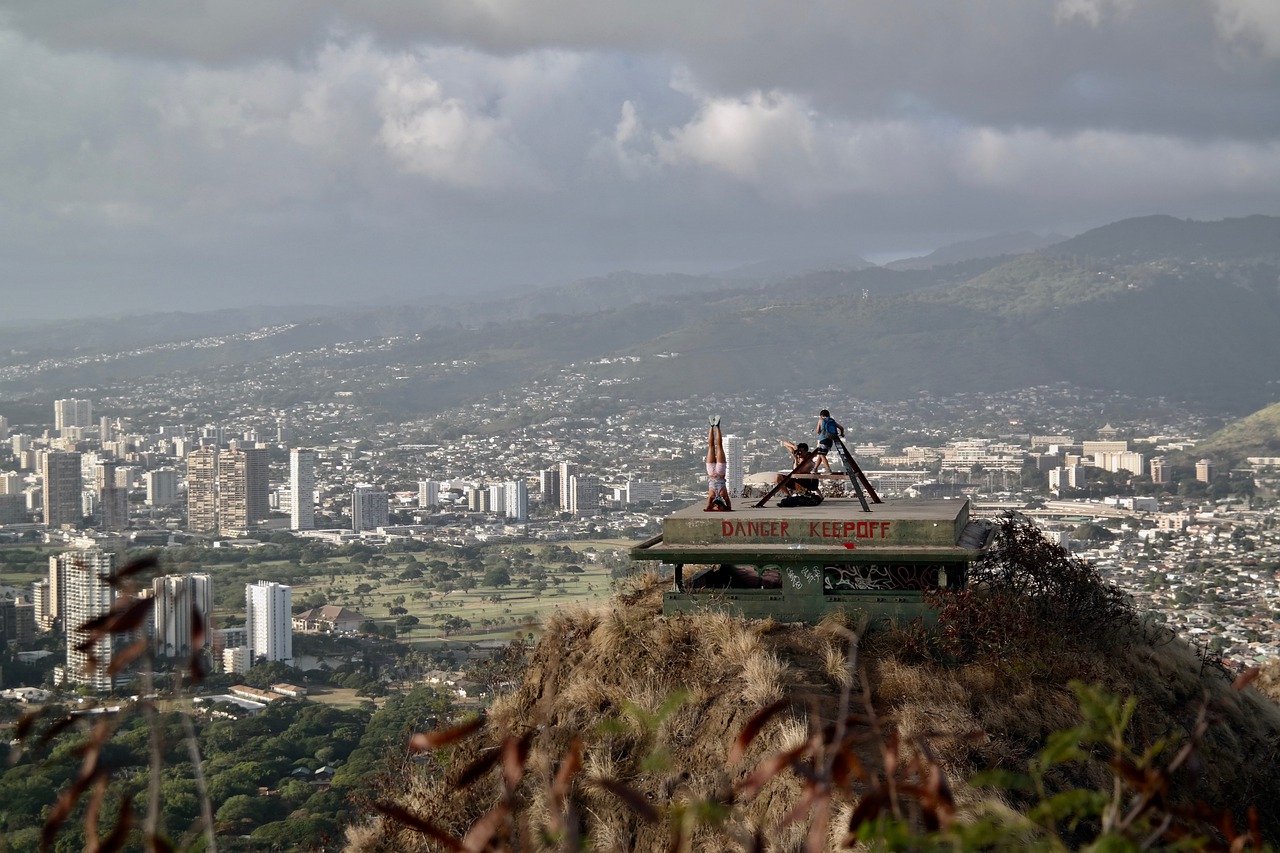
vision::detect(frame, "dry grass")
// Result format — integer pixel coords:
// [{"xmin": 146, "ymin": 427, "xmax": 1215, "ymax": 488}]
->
[
  {"xmin": 741, "ymin": 650, "xmax": 789, "ymax": 707},
  {"xmin": 1257, "ymin": 659, "xmax": 1280, "ymax": 705},
  {"xmin": 347, "ymin": 568, "xmax": 1280, "ymax": 852},
  {"xmin": 822, "ymin": 643, "xmax": 853, "ymax": 689}
]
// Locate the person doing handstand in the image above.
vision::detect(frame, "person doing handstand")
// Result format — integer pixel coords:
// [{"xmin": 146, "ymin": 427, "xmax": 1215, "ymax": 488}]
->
[{"xmin": 704, "ymin": 415, "xmax": 732, "ymax": 512}]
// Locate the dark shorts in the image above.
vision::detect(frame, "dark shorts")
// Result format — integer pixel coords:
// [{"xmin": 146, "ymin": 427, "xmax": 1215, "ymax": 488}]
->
[
  {"xmin": 817, "ymin": 437, "xmax": 834, "ymax": 454},
  {"xmin": 793, "ymin": 477, "xmax": 819, "ymax": 492}
]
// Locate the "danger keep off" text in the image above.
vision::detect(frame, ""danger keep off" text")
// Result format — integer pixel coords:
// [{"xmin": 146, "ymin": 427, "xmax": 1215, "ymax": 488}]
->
[{"xmin": 719, "ymin": 520, "xmax": 891, "ymax": 540}]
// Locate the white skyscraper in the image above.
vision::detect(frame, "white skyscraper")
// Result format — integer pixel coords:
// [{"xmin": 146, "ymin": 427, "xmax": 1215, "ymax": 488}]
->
[
  {"xmin": 418, "ymin": 479, "xmax": 440, "ymax": 509},
  {"xmin": 153, "ymin": 574, "xmax": 212, "ymax": 659},
  {"xmin": 145, "ymin": 468, "xmax": 178, "ymax": 507},
  {"xmin": 723, "ymin": 435, "xmax": 745, "ymax": 497},
  {"xmin": 290, "ymin": 449, "xmax": 316, "ymax": 530},
  {"xmin": 246, "ymin": 581, "xmax": 292, "ymax": 667},
  {"xmin": 504, "ymin": 480, "xmax": 529, "ymax": 521},
  {"xmin": 488, "ymin": 483, "xmax": 506, "ymax": 514},
  {"xmin": 54, "ymin": 399, "xmax": 93, "ymax": 434},
  {"xmin": 0, "ymin": 471, "xmax": 22, "ymax": 495},
  {"xmin": 351, "ymin": 484, "xmax": 389, "ymax": 531},
  {"xmin": 558, "ymin": 462, "xmax": 579, "ymax": 511},
  {"xmin": 62, "ymin": 549, "xmax": 116, "ymax": 691}
]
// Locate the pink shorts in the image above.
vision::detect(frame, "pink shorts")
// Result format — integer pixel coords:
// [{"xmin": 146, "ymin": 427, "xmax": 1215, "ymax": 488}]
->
[{"xmin": 706, "ymin": 462, "xmax": 727, "ymax": 491}]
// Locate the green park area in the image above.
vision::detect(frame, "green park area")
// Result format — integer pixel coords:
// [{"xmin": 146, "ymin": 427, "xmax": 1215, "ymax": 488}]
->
[{"xmin": 0, "ymin": 536, "xmax": 644, "ymax": 651}]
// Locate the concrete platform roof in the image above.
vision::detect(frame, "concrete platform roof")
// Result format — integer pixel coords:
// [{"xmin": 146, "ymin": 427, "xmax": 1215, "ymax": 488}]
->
[{"xmin": 633, "ymin": 498, "xmax": 993, "ymax": 564}]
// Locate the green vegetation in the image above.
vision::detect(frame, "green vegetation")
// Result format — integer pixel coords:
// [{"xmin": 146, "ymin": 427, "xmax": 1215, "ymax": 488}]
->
[
  {"xmin": 0, "ymin": 687, "xmax": 455, "ymax": 851},
  {"xmin": 1194, "ymin": 400, "xmax": 1280, "ymax": 465}
]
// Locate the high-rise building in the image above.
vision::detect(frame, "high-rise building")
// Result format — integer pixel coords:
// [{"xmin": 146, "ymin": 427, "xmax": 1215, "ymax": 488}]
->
[
  {"xmin": 31, "ymin": 578, "xmax": 52, "ymax": 631},
  {"xmin": 54, "ymin": 399, "xmax": 93, "ymax": 434},
  {"xmin": 539, "ymin": 468, "xmax": 560, "ymax": 508},
  {"xmin": 0, "ymin": 414, "xmax": 8, "ymax": 439},
  {"xmin": 246, "ymin": 581, "xmax": 292, "ymax": 666},
  {"xmin": 568, "ymin": 475, "xmax": 601, "ymax": 516},
  {"xmin": 12, "ymin": 600, "xmax": 34, "ymax": 647},
  {"xmin": 418, "ymin": 479, "xmax": 440, "ymax": 509},
  {"xmin": 351, "ymin": 485, "xmax": 389, "ymax": 531},
  {"xmin": 0, "ymin": 494, "xmax": 27, "ymax": 524},
  {"xmin": 0, "ymin": 599, "xmax": 18, "ymax": 650},
  {"xmin": 558, "ymin": 463, "xmax": 579, "ymax": 511},
  {"xmin": 94, "ymin": 461, "xmax": 128, "ymax": 531},
  {"xmin": 41, "ymin": 450, "xmax": 82, "ymax": 529},
  {"xmin": 146, "ymin": 468, "xmax": 178, "ymax": 507},
  {"xmin": 504, "ymin": 480, "xmax": 528, "ymax": 521},
  {"xmin": 61, "ymin": 549, "xmax": 116, "ymax": 691},
  {"xmin": 186, "ymin": 447, "xmax": 219, "ymax": 533},
  {"xmin": 1195, "ymin": 459, "xmax": 1216, "ymax": 484},
  {"xmin": 488, "ymin": 484, "xmax": 506, "ymax": 514},
  {"xmin": 0, "ymin": 471, "xmax": 21, "ymax": 495},
  {"xmin": 624, "ymin": 480, "xmax": 663, "ymax": 505},
  {"xmin": 153, "ymin": 574, "xmax": 212, "ymax": 659},
  {"xmin": 1150, "ymin": 457, "xmax": 1169, "ymax": 485},
  {"xmin": 466, "ymin": 487, "xmax": 491, "ymax": 512},
  {"xmin": 724, "ymin": 435, "xmax": 745, "ymax": 497},
  {"xmin": 290, "ymin": 449, "xmax": 316, "ymax": 530},
  {"xmin": 200, "ymin": 426, "xmax": 225, "ymax": 447},
  {"xmin": 220, "ymin": 447, "xmax": 269, "ymax": 532}
]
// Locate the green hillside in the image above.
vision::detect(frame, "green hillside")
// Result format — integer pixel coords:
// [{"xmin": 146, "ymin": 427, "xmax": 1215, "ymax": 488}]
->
[{"xmin": 1195, "ymin": 401, "xmax": 1280, "ymax": 464}]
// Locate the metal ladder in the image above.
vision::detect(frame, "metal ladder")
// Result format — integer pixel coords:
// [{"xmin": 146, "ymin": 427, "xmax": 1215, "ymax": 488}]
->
[{"xmin": 753, "ymin": 436, "xmax": 882, "ymax": 511}]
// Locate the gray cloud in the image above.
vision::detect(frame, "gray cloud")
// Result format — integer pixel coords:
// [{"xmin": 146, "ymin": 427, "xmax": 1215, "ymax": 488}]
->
[{"xmin": 0, "ymin": 2, "xmax": 1278, "ymax": 319}]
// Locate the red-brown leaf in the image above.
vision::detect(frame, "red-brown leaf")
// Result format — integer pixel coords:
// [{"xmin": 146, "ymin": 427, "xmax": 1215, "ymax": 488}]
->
[
  {"xmin": 189, "ymin": 605, "xmax": 207, "ymax": 654},
  {"xmin": 108, "ymin": 555, "xmax": 159, "ymax": 589},
  {"xmin": 108, "ymin": 639, "xmax": 151, "ymax": 676},
  {"xmin": 462, "ymin": 802, "xmax": 512, "ymax": 853},
  {"xmin": 737, "ymin": 742, "xmax": 809, "ymax": 800},
  {"xmin": 1233, "ymin": 666, "xmax": 1261, "ymax": 692},
  {"xmin": 846, "ymin": 788, "xmax": 890, "ymax": 834},
  {"xmin": 408, "ymin": 716, "xmax": 484, "ymax": 753},
  {"xmin": 76, "ymin": 597, "xmax": 155, "ymax": 649},
  {"xmin": 369, "ymin": 801, "xmax": 464, "ymax": 851},
  {"xmin": 597, "ymin": 778, "xmax": 660, "ymax": 824},
  {"xmin": 502, "ymin": 733, "xmax": 532, "ymax": 792},
  {"xmin": 454, "ymin": 749, "xmax": 502, "ymax": 790},
  {"xmin": 551, "ymin": 738, "xmax": 583, "ymax": 804},
  {"xmin": 38, "ymin": 714, "xmax": 79, "ymax": 747},
  {"xmin": 729, "ymin": 698, "xmax": 790, "ymax": 765}
]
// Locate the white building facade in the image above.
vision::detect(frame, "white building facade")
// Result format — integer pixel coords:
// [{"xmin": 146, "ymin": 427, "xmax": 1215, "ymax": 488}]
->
[
  {"xmin": 246, "ymin": 581, "xmax": 292, "ymax": 667},
  {"xmin": 153, "ymin": 573, "xmax": 212, "ymax": 660},
  {"xmin": 290, "ymin": 449, "xmax": 316, "ymax": 530}
]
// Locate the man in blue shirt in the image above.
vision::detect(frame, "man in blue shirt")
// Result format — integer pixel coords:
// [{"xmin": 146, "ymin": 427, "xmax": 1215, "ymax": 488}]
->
[{"xmin": 814, "ymin": 409, "xmax": 845, "ymax": 474}]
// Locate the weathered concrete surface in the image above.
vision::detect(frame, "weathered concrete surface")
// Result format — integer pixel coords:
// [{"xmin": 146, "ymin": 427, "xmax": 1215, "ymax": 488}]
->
[{"xmin": 662, "ymin": 498, "xmax": 968, "ymax": 548}]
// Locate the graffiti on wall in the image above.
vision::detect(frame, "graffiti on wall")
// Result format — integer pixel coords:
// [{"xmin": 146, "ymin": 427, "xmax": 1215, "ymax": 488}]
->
[{"xmin": 823, "ymin": 563, "xmax": 937, "ymax": 591}]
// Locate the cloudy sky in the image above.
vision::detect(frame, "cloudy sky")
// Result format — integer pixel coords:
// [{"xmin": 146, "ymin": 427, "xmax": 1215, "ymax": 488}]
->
[{"xmin": 3, "ymin": 0, "xmax": 1279, "ymax": 319}]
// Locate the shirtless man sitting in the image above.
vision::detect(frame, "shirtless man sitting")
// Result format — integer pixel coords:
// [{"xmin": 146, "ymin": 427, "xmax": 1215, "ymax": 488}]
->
[{"xmin": 776, "ymin": 441, "xmax": 820, "ymax": 496}]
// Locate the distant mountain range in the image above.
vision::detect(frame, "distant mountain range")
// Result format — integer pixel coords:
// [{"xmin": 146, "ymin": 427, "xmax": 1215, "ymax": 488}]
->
[
  {"xmin": 886, "ymin": 231, "xmax": 1067, "ymax": 270},
  {"xmin": 2, "ymin": 214, "xmax": 1279, "ymax": 416}
]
